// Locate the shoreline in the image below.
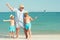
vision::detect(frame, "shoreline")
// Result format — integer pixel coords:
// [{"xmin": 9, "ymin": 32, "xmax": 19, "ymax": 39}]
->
[{"xmin": 0, "ymin": 34, "xmax": 60, "ymax": 40}]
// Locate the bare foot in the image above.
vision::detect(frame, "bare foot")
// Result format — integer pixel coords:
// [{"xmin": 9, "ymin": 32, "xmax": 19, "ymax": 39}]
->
[{"xmin": 15, "ymin": 36, "xmax": 19, "ymax": 38}]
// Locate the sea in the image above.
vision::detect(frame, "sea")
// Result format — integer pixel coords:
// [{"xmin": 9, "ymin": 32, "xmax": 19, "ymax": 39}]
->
[{"xmin": 0, "ymin": 12, "xmax": 60, "ymax": 35}]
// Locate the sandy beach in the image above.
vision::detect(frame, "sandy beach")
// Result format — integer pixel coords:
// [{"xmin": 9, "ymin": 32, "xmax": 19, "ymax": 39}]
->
[{"xmin": 0, "ymin": 34, "xmax": 60, "ymax": 40}]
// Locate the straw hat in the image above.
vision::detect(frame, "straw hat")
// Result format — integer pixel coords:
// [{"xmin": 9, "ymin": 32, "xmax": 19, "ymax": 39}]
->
[{"xmin": 20, "ymin": 4, "xmax": 24, "ymax": 7}]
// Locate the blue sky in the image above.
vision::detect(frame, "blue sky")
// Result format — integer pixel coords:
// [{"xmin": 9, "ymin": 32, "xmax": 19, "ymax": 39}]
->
[{"xmin": 0, "ymin": 0, "xmax": 60, "ymax": 12}]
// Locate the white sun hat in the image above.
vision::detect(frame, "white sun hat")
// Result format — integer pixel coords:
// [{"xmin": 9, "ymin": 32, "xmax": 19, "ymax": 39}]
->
[
  {"xmin": 10, "ymin": 14, "xmax": 14, "ymax": 18},
  {"xmin": 24, "ymin": 11, "xmax": 28, "ymax": 13}
]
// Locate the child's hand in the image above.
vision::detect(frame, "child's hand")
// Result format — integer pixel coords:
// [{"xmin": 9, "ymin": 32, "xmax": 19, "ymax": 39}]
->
[{"xmin": 3, "ymin": 20, "xmax": 6, "ymax": 22}]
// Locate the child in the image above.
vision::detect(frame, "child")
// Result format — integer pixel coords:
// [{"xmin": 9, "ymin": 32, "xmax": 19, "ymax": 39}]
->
[
  {"xmin": 24, "ymin": 12, "xmax": 33, "ymax": 40},
  {"xmin": 3, "ymin": 15, "xmax": 15, "ymax": 38}
]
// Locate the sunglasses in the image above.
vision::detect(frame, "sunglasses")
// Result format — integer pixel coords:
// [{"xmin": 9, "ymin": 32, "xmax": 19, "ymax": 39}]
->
[{"xmin": 21, "ymin": 7, "xmax": 24, "ymax": 9}]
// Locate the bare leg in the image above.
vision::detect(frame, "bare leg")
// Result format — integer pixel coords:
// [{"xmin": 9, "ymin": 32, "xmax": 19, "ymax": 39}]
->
[
  {"xmin": 26, "ymin": 30, "xmax": 30, "ymax": 40},
  {"xmin": 9, "ymin": 32, "xmax": 12, "ymax": 38},
  {"xmin": 16, "ymin": 28, "xmax": 20, "ymax": 38},
  {"xmin": 24, "ymin": 28, "xmax": 28, "ymax": 39},
  {"xmin": 12, "ymin": 32, "xmax": 14, "ymax": 38},
  {"xmin": 29, "ymin": 30, "xmax": 31, "ymax": 40}
]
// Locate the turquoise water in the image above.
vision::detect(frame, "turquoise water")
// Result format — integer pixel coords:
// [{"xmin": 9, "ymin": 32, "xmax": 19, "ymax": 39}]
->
[{"xmin": 0, "ymin": 12, "xmax": 60, "ymax": 34}]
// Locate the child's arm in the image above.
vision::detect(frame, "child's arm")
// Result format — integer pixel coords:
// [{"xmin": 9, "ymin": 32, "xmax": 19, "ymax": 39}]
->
[
  {"xmin": 6, "ymin": 3, "xmax": 14, "ymax": 11},
  {"xmin": 3, "ymin": 20, "xmax": 10, "ymax": 22},
  {"xmin": 30, "ymin": 16, "xmax": 38, "ymax": 21},
  {"xmin": 30, "ymin": 16, "xmax": 33, "ymax": 21}
]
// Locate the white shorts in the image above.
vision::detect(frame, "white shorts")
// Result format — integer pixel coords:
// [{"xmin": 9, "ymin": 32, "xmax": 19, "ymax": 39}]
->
[{"xmin": 16, "ymin": 22, "xmax": 24, "ymax": 28}]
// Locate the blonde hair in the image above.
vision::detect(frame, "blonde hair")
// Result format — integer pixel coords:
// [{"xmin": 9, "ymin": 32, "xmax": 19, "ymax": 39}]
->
[
  {"xmin": 24, "ymin": 11, "xmax": 29, "ymax": 17},
  {"xmin": 10, "ymin": 14, "xmax": 14, "ymax": 19}
]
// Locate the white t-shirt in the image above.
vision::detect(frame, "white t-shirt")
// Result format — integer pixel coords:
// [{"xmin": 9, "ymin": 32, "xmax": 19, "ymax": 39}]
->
[{"xmin": 13, "ymin": 8, "xmax": 25, "ymax": 23}]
